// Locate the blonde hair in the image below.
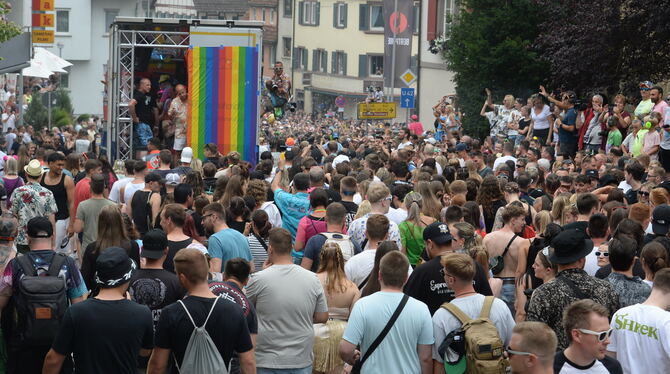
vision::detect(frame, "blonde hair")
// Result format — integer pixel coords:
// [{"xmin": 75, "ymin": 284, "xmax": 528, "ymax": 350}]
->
[
  {"xmin": 534, "ymin": 211, "xmax": 552, "ymax": 237},
  {"xmin": 466, "ymin": 160, "xmax": 482, "ymax": 182},
  {"xmin": 551, "ymin": 195, "xmax": 570, "ymax": 223},
  {"xmin": 317, "ymin": 242, "xmax": 351, "ymax": 294},
  {"xmin": 513, "ymin": 322, "xmax": 558, "ymax": 367},
  {"xmin": 190, "ymin": 158, "xmax": 203, "ymax": 174},
  {"xmin": 4, "ymin": 157, "xmax": 17, "ymax": 176},
  {"xmin": 354, "ymin": 200, "xmax": 372, "ymax": 220},
  {"xmin": 404, "ymin": 192, "xmax": 424, "ymax": 226},
  {"xmin": 469, "ymin": 245, "xmax": 490, "ymax": 277},
  {"xmin": 441, "ymin": 252, "xmax": 476, "ymax": 282},
  {"xmin": 453, "ymin": 222, "xmax": 482, "ymax": 251}
]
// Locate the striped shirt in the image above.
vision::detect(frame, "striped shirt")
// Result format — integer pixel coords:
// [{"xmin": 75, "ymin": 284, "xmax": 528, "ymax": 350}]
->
[{"xmin": 248, "ymin": 234, "xmax": 269, "ymax": 271}]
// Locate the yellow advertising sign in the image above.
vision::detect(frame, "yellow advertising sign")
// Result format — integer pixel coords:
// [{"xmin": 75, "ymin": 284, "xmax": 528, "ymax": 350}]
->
[
  {"xmin": 32, "ymin": 13, "xmax": 54, "ymax": 28},
  {"xmin": 357, "ymin": 102, "xmax": 397, "ymax": 119},
  {"xmin": 32, "ymin": 30, "xmax": 55, "ymax": 44},
  {"xmin": 32, "ymin": 0, "xmax": 55, "ymax": 11}
]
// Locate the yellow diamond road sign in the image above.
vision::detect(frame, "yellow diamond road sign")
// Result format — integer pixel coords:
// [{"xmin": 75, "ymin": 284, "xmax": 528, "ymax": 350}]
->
[{"xmin": 400, "ymin": 69, "xmax": 417, "ymax": 86}]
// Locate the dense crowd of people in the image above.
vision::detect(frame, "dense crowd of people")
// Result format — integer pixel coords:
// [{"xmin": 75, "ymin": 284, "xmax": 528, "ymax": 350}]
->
[{"xmin": 0, "ymin": 77, "xmax": 668, "ymax": 374}]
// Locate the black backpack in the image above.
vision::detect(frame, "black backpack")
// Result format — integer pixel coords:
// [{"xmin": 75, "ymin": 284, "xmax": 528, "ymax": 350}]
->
[{"xmin": 12, "ymin": 253, "xmax": 68, "ymax": 347}]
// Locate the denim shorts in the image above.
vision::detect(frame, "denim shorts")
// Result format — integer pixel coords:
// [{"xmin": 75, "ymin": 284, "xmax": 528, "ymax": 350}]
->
[{"xmin": 257, "ymin": 366, "xmax": 312, "ymax": 374}]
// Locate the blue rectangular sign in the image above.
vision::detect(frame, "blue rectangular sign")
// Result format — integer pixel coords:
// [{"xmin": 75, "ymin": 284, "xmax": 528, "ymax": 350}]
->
[{"xmin": 401, "ymin": 88, "xmax": 415, "ymax": 108}]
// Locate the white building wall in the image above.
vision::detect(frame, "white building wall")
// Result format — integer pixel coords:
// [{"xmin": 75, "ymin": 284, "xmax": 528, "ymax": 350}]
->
[{"xmin": 418, "ymin": 0, "xmax": 456, "ymax": 127}]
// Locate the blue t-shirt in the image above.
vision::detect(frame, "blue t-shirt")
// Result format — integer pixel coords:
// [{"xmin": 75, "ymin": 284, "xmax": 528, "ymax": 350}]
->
[
  {"xmin": 273, "ymin": 189, "xmax": 310, "ymax": 239},
  {"xmin": 342, "ymin": 292, "xmax": 434, "ymax": 373},
  {"xmin": 558, "ymin": 108, "xmax": 578, "ymax": 144},
  {"xmin": 208, "ymin": 228, "xmax": 253, "ymax": 267}
]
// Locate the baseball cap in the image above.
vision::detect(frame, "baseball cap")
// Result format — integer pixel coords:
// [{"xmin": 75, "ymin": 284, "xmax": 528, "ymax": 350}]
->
[
  {"xmin": 141, "ymin": 229, "xmax": 168, "ymax": 259},
  {"xmin": 180, "ymin": 147, "xmax": 193, "ymax": 163},
  {"xmin": 585, "ymin": 169, "xmax": 599, "ymax": 180},
  {"xmin": 411, "ymin": 114, "xmax": 418, "ymax": 120},
  {"xmin": 165, "ymin": 173, "xmax": 180, "ymax": 186},
  {"xmin": 423, "ymin": 222, "xmax": 454, "ymax": 245},
  {"xmin": 455, "ymin": 143, "xmax": 468, "ymax": 152},
  {"xmin": 27, "ymin": 216, "xmax": 53, "ymax": 238},
  {"xmin": 145, "ymin": 173, "xmax": 165, "ymax": 184},
  {"xmin": 652, "ymin": 205, "xmax": 670, "ymax": 235},
  {"xmin": 438, "ymin": 329, "xmax": 467, "ymax": 374},
  {"xmin": 286, "ymin": 137, "xmax": 296, "ymax": 146}
]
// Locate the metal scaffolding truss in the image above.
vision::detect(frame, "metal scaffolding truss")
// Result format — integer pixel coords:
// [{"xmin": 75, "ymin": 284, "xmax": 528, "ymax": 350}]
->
[{"xmin": 107, "ymin": 26, "xmax": 189, "ymax": 160}]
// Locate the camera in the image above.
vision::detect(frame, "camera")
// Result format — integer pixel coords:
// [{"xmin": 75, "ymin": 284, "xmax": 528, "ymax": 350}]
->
[{"xmin": 574, "ymin": 98, "xmax": 588, "ymax": 111}]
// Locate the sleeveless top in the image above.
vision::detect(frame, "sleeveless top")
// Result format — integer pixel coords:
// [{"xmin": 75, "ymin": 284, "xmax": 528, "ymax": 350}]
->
[
  {"xmin": 398, "ymin": 221, "xmax": 426, "ymax": 266},
  {"xmin": 164, "ymin": 238, "xmax": 193, "ymax": 273},
  {"xmin": 131, "ymin": 190, "xmax": 153, "ymax": 236},
  {"xmin": 40, "ymin": 173, "xmax": 68, "ymax": 220}
]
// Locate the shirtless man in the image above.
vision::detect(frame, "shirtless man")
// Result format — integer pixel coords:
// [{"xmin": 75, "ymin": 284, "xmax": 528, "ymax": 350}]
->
[{"xmin": 483, "ymin": 204, "xmax": 529, "ymax": 316}]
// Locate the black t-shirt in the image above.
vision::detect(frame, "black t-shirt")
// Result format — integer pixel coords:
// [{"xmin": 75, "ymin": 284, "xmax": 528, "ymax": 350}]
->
[
  {"xmin": 128, "ymin": 269, "xmax": 186, "ymax": 329},
  {"xmin": 340, "ymin": 200, "xmax": 359, "ymax": 226},
  {"xmin": 208, "ymin": 281, "xmax": 258, "ymax": 334},
  {"xmin": 403, "ymin": 255, "xmax": 493, "ymax": 315},
  {"xmin": 625, "ymin": 188, "xmax": 639, "ymax": 205},
  {"xmin": 553, "ymin": 350, "xmax": 623, "ymax": 373},
  {"xmin": 133, "ymin": 90, "xmax": 157, "ymax": 126},
  {"xmin": 562, "ymin": 220, "xmax": 589, "ymax": 234},
  {"xmin": 51, "ymin": 298, "xmax": 153, "ymax": 374},
  {"xmin": 155, "ymin": 296, "xmax": 253, "ymax": 372}
]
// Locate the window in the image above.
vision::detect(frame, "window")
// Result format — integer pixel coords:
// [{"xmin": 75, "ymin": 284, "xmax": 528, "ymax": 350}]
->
[
  {"xmin": 312, "ymin": 49, "xmax": 327, "ymax": 73},
  {"xmin": 300, "ymin": 1, "xmax": 319, "ymax": 26},
  {"xmin": 437, "ymin": 0, "xmax": 458, "ymax": 36},
  {"xmin": 269, "ymin": 44, "xmax": 276, "ymax": 65},
  {"xmin": 283, "ymin": 37, "xmax": 292, "ymax": 57},
  {"xmin": 293, "ymin": 47, "xmax": 308, "ymax": 70},
  {"xmin": 56, "ymin": 9, "xmax": 69, "ymax": 33},
  {"xmin": 332, "ymin": 51, "xmax": 347, "ymax": 75},
  {"xmin": 369, "ymin": 55, "xmax": 383, "ymax": 76},
  {"xmin": 252, "ymin": 8, "xmax": 256, "ymax": 20},
  {"xmin": 369, "ymin": 5, "xmax": 384, "ymax": 31},
  {"xmin": 271, "ymin": 9, "xmax": 275, "ymax": 24},
  {"xmin": 334, "ymin": 3, "xmax": 347, "ymax": 28},
  {"xmin": 104, "ymin": 9, "xmax": 119, "ymax": 33},
  {"xmin": 284, "ymin": 0, "xmax": 293, "ymax": 17},
  {"xmin": 262, "ymin": 9, "xmax": 266, "ymax": 22}
]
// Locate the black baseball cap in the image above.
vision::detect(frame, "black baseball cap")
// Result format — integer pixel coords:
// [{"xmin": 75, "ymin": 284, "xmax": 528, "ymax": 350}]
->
[
  {"xmin": 141, "ymin": 229, "xmax": 168, "ymax": 259},
  {"xmin": 423, "ymin": 222, "xmax": 454, "ymax": 245},
  {"xmin": 27, "ymin": 216, "xmax": 53, "ymax": 238},
  {"xmin": 145, "ymin": 172, "xmax": 165, "ymax": 184},
  {"xmin": 585, "ymin": 169, "xmax": 599, "ymax": 180},
  {"xmin": 652, "ymin": 205, "xmax": 670, "ymax": 235}
]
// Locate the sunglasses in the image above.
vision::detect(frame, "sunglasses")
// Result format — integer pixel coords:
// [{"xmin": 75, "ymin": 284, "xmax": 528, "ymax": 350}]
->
[
  {"xmin": 638, "ymin": 191, "xmax": 650, "ymax": 197},
  {"xmin": 505, "ymin": 346, "xmax": 536, "ymax": 357},
  {"xmin": 578, "ymin": 328, "xmax": 613, "ymax": 342},
  {"xmin": 595, "ymin": 251, "xmax": 609, "ymax": 257}
]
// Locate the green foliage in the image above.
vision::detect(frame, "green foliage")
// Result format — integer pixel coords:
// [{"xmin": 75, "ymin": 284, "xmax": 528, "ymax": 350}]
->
[
  {"xmin": 76, "ymin": 114, "xmax": 91, "ymax": 124},
  {"xmin": 53, "ymin": 108, "xmax": 72, "ymax": 127},
  {"xmin": 24, "ymin": 90, "xmax": 75, "ymax": 130},
  {"xmin": 24, "ymin": 93, "xmax": 48, "ymax": 128},
  {"xmin": 441, "ymin": 0, "xmax": 548, "ymax": 138},
  {"xmin": 0, "ymin": 2, "xmax": 21, "ymax": 44}
]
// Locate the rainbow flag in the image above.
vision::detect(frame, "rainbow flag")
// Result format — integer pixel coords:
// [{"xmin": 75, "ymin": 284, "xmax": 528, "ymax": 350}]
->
[{"xmin": 186, "ymin": 46, "xmax": 259, "ymax": 162}]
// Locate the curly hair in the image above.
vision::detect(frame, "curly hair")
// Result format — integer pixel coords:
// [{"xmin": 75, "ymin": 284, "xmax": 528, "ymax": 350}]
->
[
  {"xmin": 246, "ymin": 179, "xmax": 269, "ymax": 206},
  {"xmin": 476, "ymin": 176, "xmax": 505, "ymax": 217}
]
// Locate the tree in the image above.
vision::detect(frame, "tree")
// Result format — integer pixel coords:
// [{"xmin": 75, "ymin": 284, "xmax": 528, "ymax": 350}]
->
[
  {"xmin": 442, "ymin": 0, "xmax": 547, "ymax": 138},
  {"xmin": 24, "ymin": 92, "xmax": 48, "ymax": 128},
  {"xmin": 534, "ymin": 0, "xmax": 622, "ymax": 97},
  {"xmin": 0, "ymin": 2, "xmax": 21, "ymax": 44}
]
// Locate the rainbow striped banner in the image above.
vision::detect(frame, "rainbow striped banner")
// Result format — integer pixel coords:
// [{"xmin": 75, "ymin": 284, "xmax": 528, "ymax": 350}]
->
[{"xmin": 186, "ymin": 46, "xmax": 259, "ymax": 162}]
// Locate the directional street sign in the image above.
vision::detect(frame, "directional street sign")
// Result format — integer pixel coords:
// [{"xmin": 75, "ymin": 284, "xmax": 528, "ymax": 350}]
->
[
  {"xmin": 357, "ymin": 102, "xmax": 397, "ymax": 119},
  {"xmin": 401, "ymin": 88, "xmax": 415, "ymax": 108}
]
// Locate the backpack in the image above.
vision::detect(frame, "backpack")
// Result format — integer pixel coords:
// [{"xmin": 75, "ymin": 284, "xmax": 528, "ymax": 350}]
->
[
  {"xmin": 441, "ymin": 296, "xmax": 509, "ymax": 374},
  {"xmin": 320, "ymin": 232, "xmax": 356, "ymax": 261},
  {"xmin": 12, "ymin": 253, "xmax": 68, "ymax": 348},
  {"xmin": 175, "ymin": 296, "xmax": 230, "ymax": 374}
]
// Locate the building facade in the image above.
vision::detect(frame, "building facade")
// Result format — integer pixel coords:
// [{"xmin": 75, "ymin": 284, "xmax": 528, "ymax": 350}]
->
[
  {"xmin": 290, "ymin": 0, "xmax": 419, "ymax": 120},
  {"xmin": 418, "ymin": 0, "xmax": 457, "ymax": 128},
  {"xmin": 247, "ymin": 0, "xmax": 278, "ymax": 80}
]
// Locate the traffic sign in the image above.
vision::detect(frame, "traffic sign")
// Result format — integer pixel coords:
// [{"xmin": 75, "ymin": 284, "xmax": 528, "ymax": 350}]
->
[
  {"xmin": 32, "ymin": 13, "xmax": 54, "ymax": 27},
  {"xmin": 335, "ymin": 96, "xmax": 345, "ymax": 108},
  {"xmin": 32, "ymin": 30, "xmax": 54, "ymax": 44},
  {"xmin": 401, "ymin": 88, "xmax": 415, "ymax": 108},
  {"xmin": 357, "ymin": 102, "xmax": 397, "ymax": 120},
  {"xmin": 32, "ymin": 0, "xmax": 55, "ymax": 11},
  {"xmin": 400, "ymin": 69, "xmax": 417, "ymax": 86}
]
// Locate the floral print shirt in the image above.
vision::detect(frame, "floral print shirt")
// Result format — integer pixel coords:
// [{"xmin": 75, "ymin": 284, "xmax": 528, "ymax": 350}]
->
[
  {"xmin": 168, "ymin": 97, "xmax": 187, "ymax": 140},
  {"xmin": 10, "ymin": 182, "xmax": 57, "ymax": 245}
]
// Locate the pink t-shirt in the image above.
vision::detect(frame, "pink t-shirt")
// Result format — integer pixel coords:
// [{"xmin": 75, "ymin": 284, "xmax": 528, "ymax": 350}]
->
[
  {"xmin": 653, "ymin": 101, "xmax": 668, "ymax": 116},
  {"xmin": 644, "ymin": 130, "xmax": 661, "ymax": 160},
  {"xmin": 409, "ymin": 121, "xmax": 424, "ymax": 135}
]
